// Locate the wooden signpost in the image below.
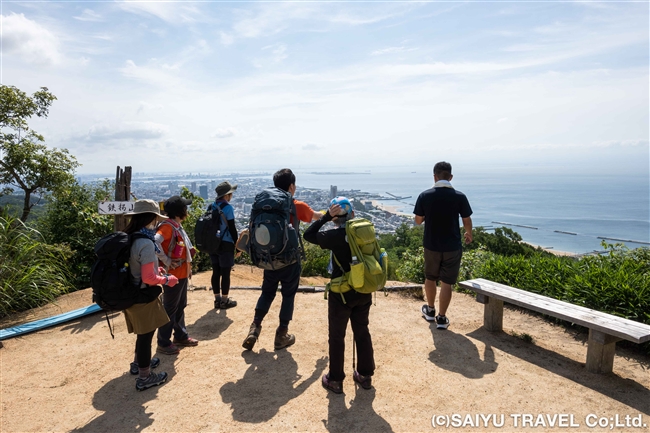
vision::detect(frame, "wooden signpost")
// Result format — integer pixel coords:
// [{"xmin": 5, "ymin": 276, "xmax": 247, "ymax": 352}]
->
[{"xmin": 113, "ymin": 166, "xmax": 131, "ymax": 232}]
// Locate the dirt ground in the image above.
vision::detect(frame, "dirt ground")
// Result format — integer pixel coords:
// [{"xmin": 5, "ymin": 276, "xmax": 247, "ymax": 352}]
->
[{"xmin": 1, "ymin": 265, "xmax": 649, "ymax": 433}]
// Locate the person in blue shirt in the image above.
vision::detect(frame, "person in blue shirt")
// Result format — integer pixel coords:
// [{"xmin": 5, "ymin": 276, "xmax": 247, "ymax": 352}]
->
[{"xmin": 208, "ymin": 181, "xmax": 239, "ymax": 309}]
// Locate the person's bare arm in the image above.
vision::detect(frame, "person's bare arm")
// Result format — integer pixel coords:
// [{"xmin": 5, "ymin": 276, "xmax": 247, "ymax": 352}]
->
[
  {"xmin": 415, "ymin": 215, "xmax": 425, "ymax": 225},
  {"xmin": 462, "ymin": 217, "xmax": 473, "ymax": 244}
]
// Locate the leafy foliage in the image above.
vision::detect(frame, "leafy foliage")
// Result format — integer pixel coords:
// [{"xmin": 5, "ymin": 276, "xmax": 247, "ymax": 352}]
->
[
  {"xmin": 0, "ymin": 212, "xmax": 72, "ymax": 317},
  {"xmin": 465, "ymin": 226, "xmax": 548, "ymax": 257},
  {"xmin": 301, "ymin": 240, "xmax": 330, "ymax": 277},
  {"xmin": 0, "ymin": 85, "xmax": 79, "ymax": 222},
  {"xmin": 36, "ymin": 180, "xmax": 114, "ymax": 289}
]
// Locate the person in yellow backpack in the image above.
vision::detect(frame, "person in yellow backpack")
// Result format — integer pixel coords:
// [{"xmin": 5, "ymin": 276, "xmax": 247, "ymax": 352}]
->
[{"xmin": 304, "ymin": 197, "xmax": 375, "ymax": 394}]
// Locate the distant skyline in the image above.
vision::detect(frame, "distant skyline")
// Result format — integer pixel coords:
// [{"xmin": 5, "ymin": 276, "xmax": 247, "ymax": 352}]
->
[{"xmin": 2, "ymin": 1, "xmax": 648, "ymax": 175}]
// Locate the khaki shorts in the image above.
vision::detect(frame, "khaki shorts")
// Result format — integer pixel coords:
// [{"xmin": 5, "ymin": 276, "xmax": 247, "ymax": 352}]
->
[
  {"xmin": 123, "ymin": 297, "xmax": 169, "ymax": 335},
  {"xmin": 424, "ymin": 248, "xmax": 462, "ymax": 285}
]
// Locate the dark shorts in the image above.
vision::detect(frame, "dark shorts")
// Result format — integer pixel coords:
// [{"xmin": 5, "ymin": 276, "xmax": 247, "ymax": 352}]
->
[
  {"xmin": 210, "ymin": 250, "xmax": 235, "ymax": 269},
  {"xmin": 424, "ymin": 248, "xmax": 462, "ymax": 284}
]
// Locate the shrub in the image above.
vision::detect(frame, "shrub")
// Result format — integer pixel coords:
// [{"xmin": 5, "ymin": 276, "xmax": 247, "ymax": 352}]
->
[
  {"xmin": 301, "ymin": 241, "xmax": 330, "ymax": 278},
  {"xmin": 36, "ymin": 180, "xmax": 113, "ymax": 289},
  {"xmin": 0, "ymin": 213, "xmax": 72, "ymax": 317}
]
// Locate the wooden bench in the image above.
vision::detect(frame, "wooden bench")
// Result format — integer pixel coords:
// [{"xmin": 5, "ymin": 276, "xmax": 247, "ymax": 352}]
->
[{"xmin": 457, "ymin": 278, "xmax": 650, "ymax": 374}]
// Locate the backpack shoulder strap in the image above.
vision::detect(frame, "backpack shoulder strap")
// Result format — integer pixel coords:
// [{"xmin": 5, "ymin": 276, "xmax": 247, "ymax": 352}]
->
[{"xmin": 157, "ymin": 220, "xmax": 179, "ymax": 257}]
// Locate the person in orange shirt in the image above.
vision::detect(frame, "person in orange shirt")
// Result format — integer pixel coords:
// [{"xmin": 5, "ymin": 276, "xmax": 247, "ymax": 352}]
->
[
  {"xmin": 242, "ymin": 168, "xmax": 320, "ymax": 351},
  {"xmin": 155, "ymin": 195, "xmax": 199, "ymax": 355}
]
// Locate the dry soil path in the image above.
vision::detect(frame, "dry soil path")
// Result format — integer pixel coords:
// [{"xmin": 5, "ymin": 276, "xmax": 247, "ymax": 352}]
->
[{"xmin": 1, "ymin": 266, "xmax": 649, "ymax": 432}]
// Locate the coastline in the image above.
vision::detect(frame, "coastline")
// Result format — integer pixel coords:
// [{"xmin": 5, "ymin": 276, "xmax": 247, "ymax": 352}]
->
[
  {"xmin": 371, "ymin": 200, "xmax": 412, "ymax": 217},
  {"xmin": 524, "ymin": 241, "xmax": 576, "ymax": 257}
]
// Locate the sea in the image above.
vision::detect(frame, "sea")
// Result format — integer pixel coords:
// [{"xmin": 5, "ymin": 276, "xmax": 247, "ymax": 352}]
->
[{"xmin": 293, "ymin": 166, "xmax": 649, "ymax": 255}]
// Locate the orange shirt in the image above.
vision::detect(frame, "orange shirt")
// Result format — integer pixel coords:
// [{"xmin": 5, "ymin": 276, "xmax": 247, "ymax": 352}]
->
[
  {"xmin": 294, "ymin": 199, "xmax": 316, "ymax": 223},
  {"xmin": 157, "ymin": 222, "xmax": 190, "ymax": 280}
]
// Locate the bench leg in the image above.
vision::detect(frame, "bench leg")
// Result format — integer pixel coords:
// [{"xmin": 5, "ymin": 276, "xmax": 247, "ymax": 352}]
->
[
  {"xmin": 586, "ymin": 329, "xmax": 620, "ymax": 374},
  {"xmin": 483, "ymin": 296, "xmax": 504, "ymax": 332}
]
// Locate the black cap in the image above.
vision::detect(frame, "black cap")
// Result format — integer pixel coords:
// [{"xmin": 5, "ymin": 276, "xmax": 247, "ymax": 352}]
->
[{"xmin": 163, "ymin": 195, "xmax": 192, "ymax": 214}]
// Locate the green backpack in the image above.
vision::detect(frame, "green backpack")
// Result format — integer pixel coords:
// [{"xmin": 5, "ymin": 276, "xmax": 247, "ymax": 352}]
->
[{"xmin": 328, "ymin": 218, "xmax": 388, "ymax": 301}]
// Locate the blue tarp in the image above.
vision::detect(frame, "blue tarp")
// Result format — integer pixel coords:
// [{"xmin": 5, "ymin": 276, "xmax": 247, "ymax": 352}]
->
[{"xmin": 0, "ymin": 304, "xmax": 102, "ymax": 340}]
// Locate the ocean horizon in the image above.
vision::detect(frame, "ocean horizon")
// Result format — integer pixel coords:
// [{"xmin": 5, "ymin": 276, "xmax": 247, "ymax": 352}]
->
[{"xmin": 294, "ymin": 166, "xmax": 649, "ymax": 255}]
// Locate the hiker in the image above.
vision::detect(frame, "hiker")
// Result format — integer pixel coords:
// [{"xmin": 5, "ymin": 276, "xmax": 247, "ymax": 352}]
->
[
  {"xmin": 123, "ymin": 199, "xmax": 176, "ymax": 391},
  {"xmin": 304, "ymin": 197, "xmax": 375, "ymax": 394},
  {"xmin": 208, "ymin": 181, "xmax": 239, "ymax": 310},
  {"xmin": 414, "ymin": 161, "xmax": 473, "ymax": 329},
  {"xmin": 155, "ymin": 195, "xmax": 199, "ymax": 354},
  {"xmin": 242, "ymin": 168, "xmax": 320, "ymax": 351}
]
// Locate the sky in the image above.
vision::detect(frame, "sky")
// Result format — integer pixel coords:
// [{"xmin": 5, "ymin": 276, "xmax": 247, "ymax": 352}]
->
[{"xmin": 2, "ymin": 0, "xmax": 648, "ymax": 175}]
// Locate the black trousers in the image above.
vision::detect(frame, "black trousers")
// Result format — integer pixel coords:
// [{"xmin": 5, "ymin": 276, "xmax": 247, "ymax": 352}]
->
[
  {"xmin": 135, "ymin": 330, "xmax": 155, "ymax": 368},
  {"xmin": 328, "ymin": 289, "xmax": 375, "ymax": 382}
]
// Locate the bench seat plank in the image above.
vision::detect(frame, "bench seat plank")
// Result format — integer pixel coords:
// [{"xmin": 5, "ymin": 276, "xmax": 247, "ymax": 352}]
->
[{"xmin": 458, "ymin": 278, "xmax": 650, "ymax": 344}]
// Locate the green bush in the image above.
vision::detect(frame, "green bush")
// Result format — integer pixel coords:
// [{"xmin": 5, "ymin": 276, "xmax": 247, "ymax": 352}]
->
[
  {"xmin": 0, "ymin": 213, "xmax": 72, "ymax": 317},
  {"xmin": 395, "ymin": 246, "xmax": 425, "ymax": 284},
  {"xmin": 301, "ymin": 240, "xmax": 330, "ymax": 278},
  {"xmin": 459, "ymin": 243, "xmax": 650, "ymax": 327},
  {"xmin": 36, "ymin": 180, "xmax": 113, "ymax": 289}
]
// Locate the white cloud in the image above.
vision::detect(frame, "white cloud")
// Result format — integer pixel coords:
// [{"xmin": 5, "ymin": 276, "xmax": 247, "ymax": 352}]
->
[
  {"xmin": 119, "ymin": 1, "xmax": 202, "ymax": 24},
  {"xmin": 371, "ymin": 46, "xmax": 418, "ymax": 56},
  {"xmin": 212, "ymin": 128, "xmax": 237, "ymax": 139},
  {"xmin": 302, "ymin": 144, "xmax": 322, "ymax": 151},
  {"xmin": 1, "ymin": 13, "xmax": 61, "ymax": 65},
  {"xmin": 75, "ymin": 122, "xmax": 169, "ymax": 142},
  {"xmin": 220, "ymin": 31, "xmax": 234, "ymax": 46},
  {"xmin": 74, "ymin": 9, "xmax": 102, "ymax": 22},
  {"xmin": 497, "ymin": 117, "xmax": 508, "ymax": 123}
]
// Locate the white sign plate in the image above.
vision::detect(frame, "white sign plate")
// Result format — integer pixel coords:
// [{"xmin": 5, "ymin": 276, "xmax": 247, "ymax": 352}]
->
[{"xmin": 98, "ymin": 201, "xmax": 134, "ymax": 215}]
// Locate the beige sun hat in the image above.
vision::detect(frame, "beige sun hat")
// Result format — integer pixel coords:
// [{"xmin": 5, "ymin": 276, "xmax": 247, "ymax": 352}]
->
[{"xmin": 125, "ymin": 199, "xmax": 168, "ymax": 219}]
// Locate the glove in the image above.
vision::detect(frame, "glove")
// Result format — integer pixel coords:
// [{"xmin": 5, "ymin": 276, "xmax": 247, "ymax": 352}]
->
[{"xmin": 166, "ymin": 275, "xmax": 179, "ymax": 287}]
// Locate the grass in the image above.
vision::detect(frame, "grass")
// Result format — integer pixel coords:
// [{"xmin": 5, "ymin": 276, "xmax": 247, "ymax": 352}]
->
[{"xmin": 0, "ymin": 214, "xmax": 72, "ymax": 317}]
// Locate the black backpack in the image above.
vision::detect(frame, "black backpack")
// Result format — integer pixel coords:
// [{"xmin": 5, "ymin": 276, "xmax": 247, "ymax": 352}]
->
[
  {"xmin": 247, "ymin": 188, "xmax": 301, "ymax": 270},
  {"xmin": 91, "ymin": 232, "xmax": 148, "ymax": 312},
  {"xmin": 194, "ymin": 202, "xmax": 227, "ymax": 254}
]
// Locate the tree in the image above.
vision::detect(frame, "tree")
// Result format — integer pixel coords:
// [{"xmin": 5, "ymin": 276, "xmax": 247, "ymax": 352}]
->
[
  {"xmin": 37, "ymin": 180, "xmax": 114, "ymax": 289},
  {"xmin": 0, "ymin": 85, "xmax": 79, "ymax": 222}
]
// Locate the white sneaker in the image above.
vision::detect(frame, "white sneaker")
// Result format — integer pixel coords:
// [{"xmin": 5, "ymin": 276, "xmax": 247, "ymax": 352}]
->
[{"xmin": 421, "ymin": 305, "xmax": 436, "ymax": 322}]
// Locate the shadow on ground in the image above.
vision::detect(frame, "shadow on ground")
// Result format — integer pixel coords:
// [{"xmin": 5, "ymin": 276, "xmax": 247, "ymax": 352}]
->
[
  {"xmin": 189, "ymin": 308, "xmax": 234, "ymax": 342},
  {"xmin": 467, "ymin": 328, "xmax": 650, "ymax": 415},
  {"xmin": 71, "ymin": 358, "xmax": 177, "ymax": 432},
  {"xmin": 429, "ymin": 324, "xmax": 498, "ymax": 378},
  {"xmin": 220, "ymin": 349, "xmax": 327, "ymax": 423},
  {"xmin": 323, "ymin": 388, "xmax": 393, "ymax": 433}
]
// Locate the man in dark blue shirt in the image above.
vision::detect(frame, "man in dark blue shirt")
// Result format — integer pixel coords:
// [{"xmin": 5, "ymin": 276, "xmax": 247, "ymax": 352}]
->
[{"xmin": 413, "ymin": 162, "xmax": 473, "ymax": 329}]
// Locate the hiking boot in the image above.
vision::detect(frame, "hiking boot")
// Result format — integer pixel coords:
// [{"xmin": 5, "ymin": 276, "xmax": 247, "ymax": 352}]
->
[
  {"xmin": 135, "ymin": 371, "xmax": 168, "ymax": 391},
  {"xmin": 130, "ymin": 357, "xmax": 160, "ymax": 375},
  {"xmin": 274, "ymin": 328, "xmax": 295, "ymax": 350},
  {"xmin": 173, "ymin": 337, "xmax": 199, "ymax": 347},
  {"xmin": 214, "ymin": 298, "xmax": 220, "ymax": 309},
  {"xmin": 421, "ymin": 304, "xmax": 436, "ymax": 322},
  {"xmin": 322, "ymin": 374, "xmax": 343, "ymax": 394},
  {"xmin": 157, "ymin": 343, "xmax": 180, "ymax": 355},
  {"xmin": 435, "ymin": 315, "xmax": 450, "ymax": 329},
  {"xmin": 242, "ymin": 323, "xmax": 262, "ymax": 350},
  {"xmin": 353, "ymin": 371, "xmax": 372, "ymax": 390},
  {"xmin": 220, "ymin": 298, "xmax": 237, "ymax": 309}
]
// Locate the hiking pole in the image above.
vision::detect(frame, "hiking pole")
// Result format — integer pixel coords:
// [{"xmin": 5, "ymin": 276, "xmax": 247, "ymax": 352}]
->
[{"xmin": 352, "ymin": 335, "xmax": 356, "ymax": 371}]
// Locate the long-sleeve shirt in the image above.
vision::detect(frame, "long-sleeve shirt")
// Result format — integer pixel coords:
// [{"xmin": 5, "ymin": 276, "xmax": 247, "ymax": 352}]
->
[{"xmin": 303, "ymin": 212, "xmax": 352, "ymax": 279}]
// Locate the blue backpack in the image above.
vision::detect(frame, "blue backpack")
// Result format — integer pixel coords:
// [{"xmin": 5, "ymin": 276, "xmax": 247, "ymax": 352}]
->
[{"xmin": 247, "ymin": 188, "xmax": 301, "ymax": 270}]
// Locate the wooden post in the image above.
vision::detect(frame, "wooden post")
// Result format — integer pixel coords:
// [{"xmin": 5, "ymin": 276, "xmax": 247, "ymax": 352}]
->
[
  {"xmin": 586, "ymin": 329, "xmax": 619, "ymax": 374},
  {"xmin": 483, "ymin": 296, "xmax": 504, "ymax": 332},
  {"xmin": 113, "ymin": 166, "xmax": 132, "ymax": 232}
]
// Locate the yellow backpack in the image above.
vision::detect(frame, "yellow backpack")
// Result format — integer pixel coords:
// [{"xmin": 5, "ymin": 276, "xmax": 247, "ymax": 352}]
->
[{"xmin": 327, "ymin": 218, "xmax": 388, "ymax": 301}]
